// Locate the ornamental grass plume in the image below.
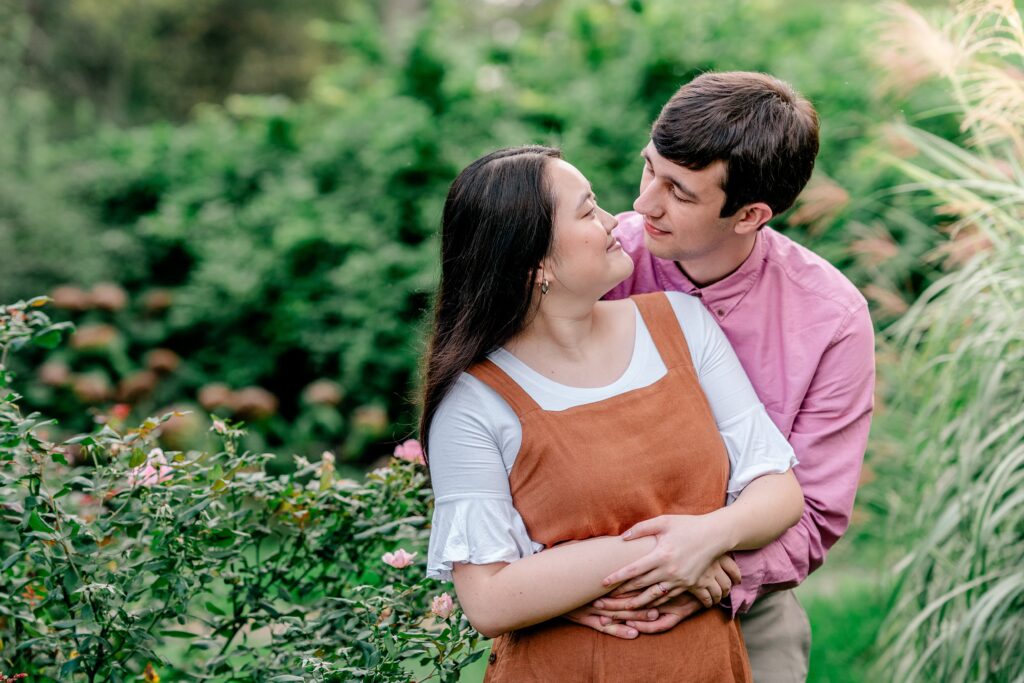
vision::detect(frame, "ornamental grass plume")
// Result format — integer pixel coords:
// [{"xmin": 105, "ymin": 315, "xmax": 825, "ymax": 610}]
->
[{"xmin": 874, "ymin": 2, "xmax": 1024, "ymax": 681}]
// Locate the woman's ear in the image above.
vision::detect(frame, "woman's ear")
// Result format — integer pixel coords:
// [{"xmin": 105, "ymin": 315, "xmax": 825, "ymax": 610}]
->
[{"xmin": 734, "ymin": 203, "xmax": 773, "ymax": 235}]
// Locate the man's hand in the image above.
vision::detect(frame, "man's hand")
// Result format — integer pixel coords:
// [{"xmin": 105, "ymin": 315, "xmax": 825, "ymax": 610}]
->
[
  {"xmin": 562, "ymin": 602, "xmax": 659, "ymax": 640},
  {"xmin": 625, "ymin": 594, "xmax": 704, "ymax": 634},
  {"xmin": 600, "ymin": 515, "xmax": 730, "ymax": 608},
  {"xmin": 688, "ymin": 555, "xmax": 742, "ymax": 608}
]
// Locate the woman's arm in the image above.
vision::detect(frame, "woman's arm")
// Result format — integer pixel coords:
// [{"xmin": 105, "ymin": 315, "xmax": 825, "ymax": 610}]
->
[
  {"xmin": 599, "ymin": 470, "xmax": 803, "ymax": 608},
  {"xmin": 452, "ymin": 534, "xmax": 656, "ymax": 638}
]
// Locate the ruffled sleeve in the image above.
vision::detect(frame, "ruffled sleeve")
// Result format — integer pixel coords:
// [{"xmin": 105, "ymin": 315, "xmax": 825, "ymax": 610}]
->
[
  {"xmin": 719, "ymin": 404, "xmax": 798, "ymax": 503},
  {"xmin": 425, "ymin": 373, "xmax": 543, "ymax": 582},
  {"xmin": 427, "ymin": 496, "xmax": 544, "ymax": 581}
]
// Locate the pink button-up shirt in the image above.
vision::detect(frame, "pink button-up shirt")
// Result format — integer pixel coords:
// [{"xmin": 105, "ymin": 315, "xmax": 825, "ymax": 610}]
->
[{"xmin": 606, "ymin": 211, "xmax": 876, "ymax": 616}]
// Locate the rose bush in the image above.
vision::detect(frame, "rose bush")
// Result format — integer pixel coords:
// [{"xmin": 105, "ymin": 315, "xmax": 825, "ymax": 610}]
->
[{"xmin": 0, "ymin": 299, "xmax": 481, "ymax": 682}]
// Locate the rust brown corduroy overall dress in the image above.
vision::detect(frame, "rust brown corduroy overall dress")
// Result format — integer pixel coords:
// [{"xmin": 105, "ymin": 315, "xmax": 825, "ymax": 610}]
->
[{"xmin": 467, "ymin": 292, "xmax": 751, "ymax": 683}]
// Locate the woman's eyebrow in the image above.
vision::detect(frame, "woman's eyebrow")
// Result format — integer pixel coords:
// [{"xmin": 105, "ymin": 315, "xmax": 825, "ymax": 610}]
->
[{"xmin": 576, "ymin": 188, "xmax": 595, "ymax": 211}]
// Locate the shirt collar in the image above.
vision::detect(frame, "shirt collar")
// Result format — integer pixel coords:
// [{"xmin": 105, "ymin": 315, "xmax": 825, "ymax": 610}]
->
[{"xmin": 656, "ymin": 228, "xmax": 770, "ymax": 321}]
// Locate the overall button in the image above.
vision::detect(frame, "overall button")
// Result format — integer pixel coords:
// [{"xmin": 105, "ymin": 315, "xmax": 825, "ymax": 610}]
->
[{"xmin": 489, "ymin": 652, "xmax": 497, "ymax": 664}]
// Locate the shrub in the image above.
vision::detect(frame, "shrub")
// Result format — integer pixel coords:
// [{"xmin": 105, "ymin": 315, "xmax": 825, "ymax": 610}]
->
[
  {"xmin": 0, "ymin": 299, "xmax": 480, "ymax": 682},
  {"xmin": 2, "ymin": 0, "xmax": 942, "ymax": 462}
]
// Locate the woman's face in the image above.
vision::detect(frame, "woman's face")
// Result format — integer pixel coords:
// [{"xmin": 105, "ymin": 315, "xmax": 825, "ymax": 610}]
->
[{"xmin": 544, "ymin": 159, "xmax": 633, "ymax": 299}]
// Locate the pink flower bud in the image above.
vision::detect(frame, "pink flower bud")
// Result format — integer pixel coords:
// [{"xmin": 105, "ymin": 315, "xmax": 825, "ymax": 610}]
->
[
  {"xmin": 381, "ymin": 548, "xmax": 417, "ymax": 569},
  {"xmin": 431, "ymin": 592, "xmax": 454, "ymax": 619},
  {"xmin": 127, "ymin": 448, "xmax": 173, "ymax": 487},
  {"xmin": 211, "ymin": 419, "xmax": 228, "ymax": 435},
  {"xmin": 393, "ymin": 439, "xmax": 425, "ymax": 466}
]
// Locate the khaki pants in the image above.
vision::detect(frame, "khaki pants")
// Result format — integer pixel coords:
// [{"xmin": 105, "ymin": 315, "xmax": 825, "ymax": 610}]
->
[{"xmin": 738, "ymin": 590, "xmax": 811, "ymax": 683}]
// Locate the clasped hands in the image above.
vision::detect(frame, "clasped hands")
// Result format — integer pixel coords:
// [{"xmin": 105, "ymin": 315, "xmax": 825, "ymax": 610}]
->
[{"xmin": 564, "ymin": 514, "xmax": 741, "ymax": 639}]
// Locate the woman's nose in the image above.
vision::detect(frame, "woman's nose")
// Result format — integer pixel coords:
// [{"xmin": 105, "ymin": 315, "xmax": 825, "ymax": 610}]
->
[{"xmin": 601, "ymin": 208, "xmax": 618, "ymax": 232}]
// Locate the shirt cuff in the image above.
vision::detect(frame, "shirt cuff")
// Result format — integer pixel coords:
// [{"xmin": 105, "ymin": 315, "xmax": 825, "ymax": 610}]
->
[{"xmin": 728, "ymin": 549, "xmax": 769, "ymax": 617}]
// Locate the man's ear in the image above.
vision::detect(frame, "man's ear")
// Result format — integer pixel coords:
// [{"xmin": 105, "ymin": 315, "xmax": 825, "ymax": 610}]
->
[{"xmin": 734, "ymin": 203, "xmax": 773, "ymax": 235}]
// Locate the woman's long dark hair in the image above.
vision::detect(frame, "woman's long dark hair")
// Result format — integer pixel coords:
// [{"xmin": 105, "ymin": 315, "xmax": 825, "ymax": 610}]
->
[{"xmin": 420, "ymin": 145, "xmax": 562, "ymax": 457}]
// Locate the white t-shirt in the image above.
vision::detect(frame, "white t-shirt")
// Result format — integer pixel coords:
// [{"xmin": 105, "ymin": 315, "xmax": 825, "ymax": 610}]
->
[{"xmin": 426, "ymin": 292, "xmax": 796, "ymax": 581}]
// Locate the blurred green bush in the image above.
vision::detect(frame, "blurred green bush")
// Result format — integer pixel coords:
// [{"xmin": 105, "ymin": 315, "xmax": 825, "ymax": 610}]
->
[{"xmin": 0, "ymin": 0, "xmax": 964, "ymax": 463}]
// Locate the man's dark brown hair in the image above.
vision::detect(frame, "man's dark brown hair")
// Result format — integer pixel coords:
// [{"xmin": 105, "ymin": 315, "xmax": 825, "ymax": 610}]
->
[{"xmin": 652, "ymin": 71, "xmax": 819, "ymax": 219}]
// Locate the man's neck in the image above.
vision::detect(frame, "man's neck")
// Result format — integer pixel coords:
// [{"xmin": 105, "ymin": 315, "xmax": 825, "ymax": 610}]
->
[{"xmin": 675, "ymin": 233, "xmax": 758, "ymax": 288}]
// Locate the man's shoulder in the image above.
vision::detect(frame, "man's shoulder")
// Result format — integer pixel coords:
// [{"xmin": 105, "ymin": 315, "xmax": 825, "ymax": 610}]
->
[{"xmin": 760, "ymin": 226, "xmax": 868, "ymax": 318}]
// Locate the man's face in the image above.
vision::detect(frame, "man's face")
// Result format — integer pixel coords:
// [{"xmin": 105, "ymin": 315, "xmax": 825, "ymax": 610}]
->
[{"xmin": 632, "ymin": 141, "xmax": 740, "ymax": 262}]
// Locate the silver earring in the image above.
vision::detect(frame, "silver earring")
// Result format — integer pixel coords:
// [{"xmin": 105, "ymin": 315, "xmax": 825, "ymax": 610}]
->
[{"xmin": 541, "ymin": 278, "xmax": 550, "ymax": 295}]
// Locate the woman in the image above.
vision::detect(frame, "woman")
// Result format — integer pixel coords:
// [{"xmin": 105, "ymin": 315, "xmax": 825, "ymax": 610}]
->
[{"xmin": 421, "ymin": 146, "xmax": 803, "ymax": 681}]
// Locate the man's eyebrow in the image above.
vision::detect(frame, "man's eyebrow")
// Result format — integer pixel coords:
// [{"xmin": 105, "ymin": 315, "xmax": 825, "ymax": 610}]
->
[{"xmin": 641, "ymin": 151, "xmax": 699, "ymax": 201}]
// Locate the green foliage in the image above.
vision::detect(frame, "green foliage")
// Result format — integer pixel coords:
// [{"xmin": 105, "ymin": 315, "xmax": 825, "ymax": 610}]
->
[
  {"xmin": 3, "ymin": 0, "xmax": 937, "ymax": 462},
  {"xmin": 0, "ymin": 300, "xmax": 480, "ymax": 682}
]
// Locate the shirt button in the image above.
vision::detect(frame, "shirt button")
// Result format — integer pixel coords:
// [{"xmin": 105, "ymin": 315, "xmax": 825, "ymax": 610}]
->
[{"xmin": 717, "ymin": 309, "xmax": 726, "ymax": 317}]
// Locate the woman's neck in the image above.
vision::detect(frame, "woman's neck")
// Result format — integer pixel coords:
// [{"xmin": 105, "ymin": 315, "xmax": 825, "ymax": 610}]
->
[
  {"xmin": 508, "ymin": 297, "xmax": 599, "ymax": 361},
  {"xmin": 504, "ymin": 297, "xmax": 636, "ymax": 387}
]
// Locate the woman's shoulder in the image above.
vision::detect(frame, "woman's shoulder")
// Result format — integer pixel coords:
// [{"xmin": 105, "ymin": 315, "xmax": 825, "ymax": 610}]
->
[{"xmin": 626, "ymin": 290, "xmax": 713, "ymax": 336}]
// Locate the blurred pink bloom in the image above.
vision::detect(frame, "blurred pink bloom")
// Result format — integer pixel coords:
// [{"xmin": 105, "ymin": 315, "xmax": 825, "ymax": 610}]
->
[
  {"xmin": 381, "ymin": 548, "xmax": 417, "ymax": 569},
  {"xmin": 393, "ymin": 439, "xmax": 425, "ymax": 466},
  {"xmin": 431, "ymin": 593, "xmax": 454, "ymax": 619},
  {"xmin": 128, "ymin": 448, "xmax": 173, "ymax": 488},
  {"xmin": 111, "ymin": 403, "xmax": 131, "ymax": 421},
  {"xmin": 211, "ymin": 418, "xmax": 228, "ymax": 435}
]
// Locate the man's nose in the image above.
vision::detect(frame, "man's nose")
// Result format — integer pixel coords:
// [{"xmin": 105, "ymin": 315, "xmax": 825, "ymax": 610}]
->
[{"xmin": 633, "ymin": 184, "xmax": 659, "ymax": 217}]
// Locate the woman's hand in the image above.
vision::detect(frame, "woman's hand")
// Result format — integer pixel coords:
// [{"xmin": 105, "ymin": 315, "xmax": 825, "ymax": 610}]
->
[{"xmin": 600, "ymin": 514, "xmax": 730, "ymax": 608}]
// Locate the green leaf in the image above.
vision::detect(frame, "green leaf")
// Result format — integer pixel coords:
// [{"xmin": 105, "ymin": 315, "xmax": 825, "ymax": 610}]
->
[
  {"xmin": 205, "ymin": 600, "xmax": 226, "ymax": 616},
  {"xmin": 28, "ymin": 510, "xmax": 56, "ymax": 534},
  {"xmin": 129, "ymin": 448, "xmax": 147, "ymax": 468},
  {"xmin": 31, "ymin": 328, "xmax": 64, "ymax": 349},
  {"xmin": 2, "ymin": 550, "xmax": 25, "ymax": 572},
  {"xmin": 160, "ymin": 629, "xmax": 199, "ymax": 638},
  {"xmin": 269, "ymin": 676, "xmax": 305, "ymax": 682}
]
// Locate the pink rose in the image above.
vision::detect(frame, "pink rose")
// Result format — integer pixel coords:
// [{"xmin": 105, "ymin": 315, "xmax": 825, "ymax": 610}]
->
[
  {"xmin": 431, "ymin": 592, "xmax": 454, "ymax": 619},
  {"xmin": 381, "ymin": 548, "xmax": 418, "ymax": 569},
  {"xmin": 393, "ymin": 439, "xmax": 425, "ymax": 466},
  {"xmin": 128, "ymin": 448, "xmax": 173, "ymax": 487}
]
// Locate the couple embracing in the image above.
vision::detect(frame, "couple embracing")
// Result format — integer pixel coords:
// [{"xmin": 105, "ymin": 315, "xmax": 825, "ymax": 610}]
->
[{"xmin": 420, "ymin": 71, "xmax": 875, "ymax": 682}]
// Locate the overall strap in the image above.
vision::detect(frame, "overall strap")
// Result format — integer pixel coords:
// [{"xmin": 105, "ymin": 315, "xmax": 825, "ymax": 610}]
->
[
  {"xmin": 467, "ymin": 359, "xmax": 543, "ymax": 418},
  {"xmin": 631, "ymin": 292, "xmax": 695, "ymax": 371}
]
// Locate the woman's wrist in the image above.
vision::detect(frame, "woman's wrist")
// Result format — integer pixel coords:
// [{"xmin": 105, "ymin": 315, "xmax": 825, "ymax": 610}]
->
[{"xmin": 702, "ymin": 508, "xmax": 741, "ymax": 556}]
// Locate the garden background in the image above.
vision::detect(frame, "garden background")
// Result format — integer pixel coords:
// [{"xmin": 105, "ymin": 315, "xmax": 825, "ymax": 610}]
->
[{"xmin": 1, "ymin": 0, "xmax": 1021, "ymax": 681}]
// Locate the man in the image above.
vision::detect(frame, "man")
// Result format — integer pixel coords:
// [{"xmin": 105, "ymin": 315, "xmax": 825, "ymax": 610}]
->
[{"xmin": 573, "ymin": 71, "xmax": 875, "ymax": 681}]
